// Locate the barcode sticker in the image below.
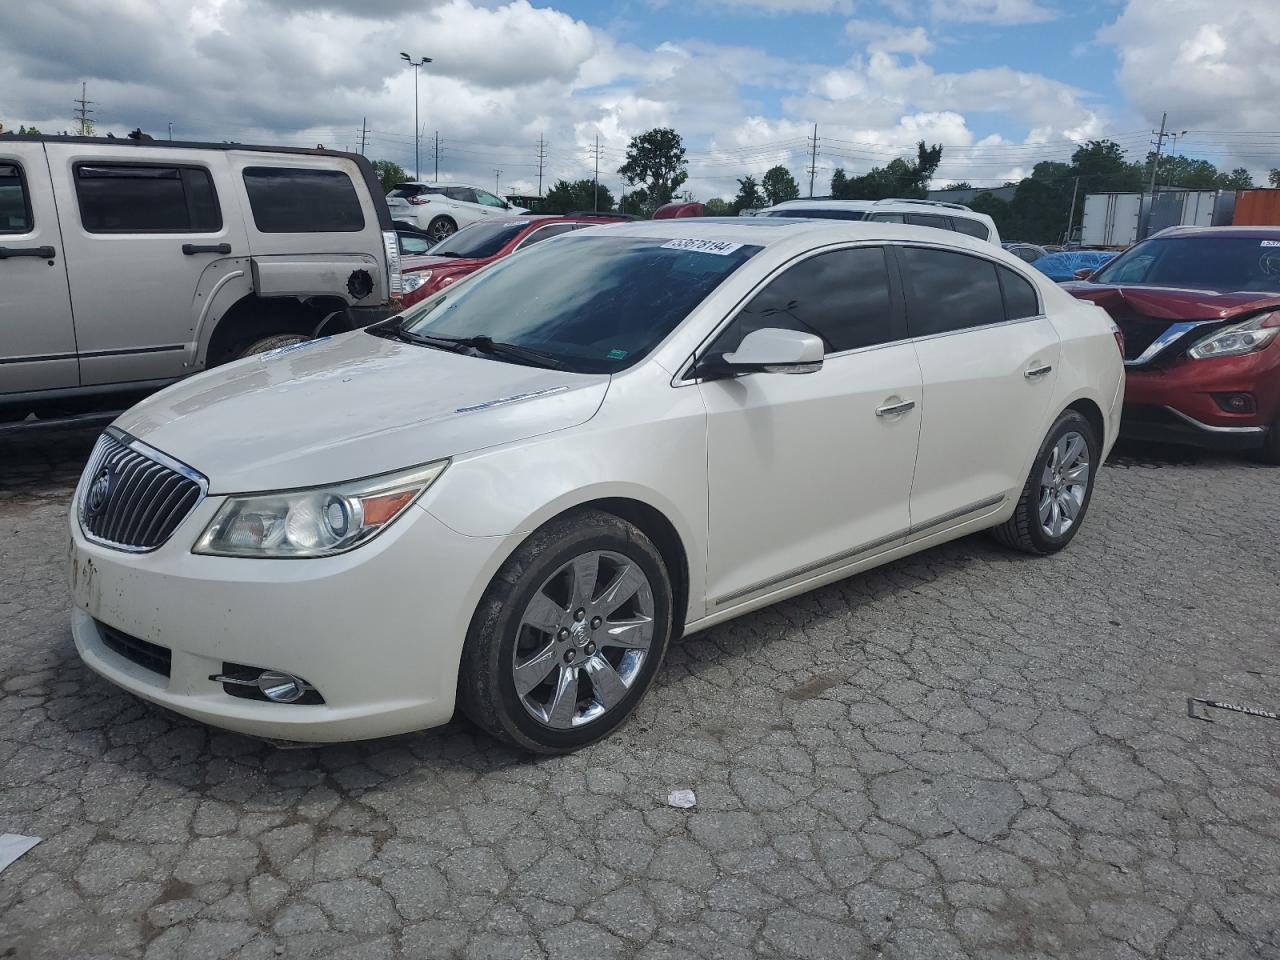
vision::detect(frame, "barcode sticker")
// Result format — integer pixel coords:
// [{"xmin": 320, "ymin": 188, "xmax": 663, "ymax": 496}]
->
[
  {"xmin": 661, "ymin": 238, "xmax": 743, "ymax": 255},
  {"xmin": 1261, "ymin": 240, "xmax": 1280, "ymax": 247}
]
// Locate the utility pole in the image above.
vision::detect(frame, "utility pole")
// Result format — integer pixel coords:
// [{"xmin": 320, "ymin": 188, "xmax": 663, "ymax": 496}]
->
[
  {"xmin": 399, "ymin": 53, "xmax": 432, "ymax": 180},
  {"xmin": 1065, "ymin": 175, "xmax": 1080, "ymax": 244},
  {"xmin": 807, "ymin": 123, "xmax": 819, "ymax": 198},
  {"xmin": 73, "ymin": 81, "xmax": 95, "ymax": 136},
  {"xmin": 167, "ymin": 121, "xmax": 174, "ymax": 141},
  {"xmin": 494, "ymin": 169, "xmax": 502, "ymax": 195},
  {"xmin": 358, "ymin": 117, "xmax": 367, "ymax": 155},
  {"xmin": 1142, "ymin": 112, "xmax": 1169, "ymax": 239},
  {"xmin": 536, "ymin": 134, "xmax": 547, "ymax": 198},
  {"xmin": 433, "ymin": 131, "xmax": 440, "ymax": 181},
  {"xmin": 590, "ymin": 136, "xmax": 603, "ymax": 212}
]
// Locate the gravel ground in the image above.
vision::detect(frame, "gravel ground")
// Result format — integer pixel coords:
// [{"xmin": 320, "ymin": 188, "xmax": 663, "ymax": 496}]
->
[{"xmin": 1, "ymin": 427, "xmax": 1279, "ymax": 960}]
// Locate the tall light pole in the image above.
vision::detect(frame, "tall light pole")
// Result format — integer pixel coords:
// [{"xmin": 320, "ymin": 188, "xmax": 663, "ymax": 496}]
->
[{"xmin": 400, "ymin": 53, "xmax": 432, "ymax": 180}]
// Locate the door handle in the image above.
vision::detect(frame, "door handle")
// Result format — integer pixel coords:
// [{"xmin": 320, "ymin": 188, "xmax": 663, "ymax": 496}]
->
[
  {"xmin": 1024, "ymin": 363, "xmax": 1053, "ymax": 380},
  {"xmin": 875, "ymin": 399, "xmax": 916, "ymax": 417},
  {"xmin": 182, "ymin": 243, "xmax": 232, "ymax": 255},
  {"xmin": 0, "ymin": 245, "xmax": 55, "ymax": 260}
]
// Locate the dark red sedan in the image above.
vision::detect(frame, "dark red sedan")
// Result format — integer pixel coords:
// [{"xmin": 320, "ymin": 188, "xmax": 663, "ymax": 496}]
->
[
  {"xmin": 1064, "ymin": 226, "xmax": 1280, "ymax": 463},
  {"xmin": 399, "ymin": 214, "xmax": 629, "ymax": 308}
]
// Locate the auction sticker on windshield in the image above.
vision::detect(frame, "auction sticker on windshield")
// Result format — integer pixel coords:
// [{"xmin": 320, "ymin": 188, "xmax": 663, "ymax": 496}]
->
[{"xmin": 661, "ymin": 238, "xmax": 744, "ymax": 255}]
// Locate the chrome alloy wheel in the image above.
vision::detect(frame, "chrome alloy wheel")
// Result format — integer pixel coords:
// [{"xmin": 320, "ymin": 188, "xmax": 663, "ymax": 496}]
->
[
  {"xmin": 512, "ymin": 550, "xmax": 655, "ymax": 729},
  {"xmin": 1039, "ymin": 430, "xmax": 1090, "ymax": 538}
]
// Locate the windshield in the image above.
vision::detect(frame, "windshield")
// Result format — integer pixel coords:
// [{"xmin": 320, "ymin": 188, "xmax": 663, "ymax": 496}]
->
[
  {"xmin": 397, "ymin": 234, "xmax": 761, "ymax": 374},
  {"xmin": 1091, "ymin": 236, "xmax": 1280, "ymax": 292},
  {"xmin": 427, "ymin": 220, "xmax": 528, "ymax": 259}
]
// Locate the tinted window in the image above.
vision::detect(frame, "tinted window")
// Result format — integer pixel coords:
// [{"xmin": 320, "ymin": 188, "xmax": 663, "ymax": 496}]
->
[
  {"xmin": 516, "ymin": 222, "xmax": 577, "ymax": 249},
  {"xmin": 765, "ymin": 208, "xmax": 867, "ymax": 221},
  {"xmin": 953, "ymin": 217, "xmax": 990, "ymax": 240},
  {"xmin": 899, "ymin": 247, "xmax": 1005, "ymax": 337},
  {"xmin": 475, "ymin": 190, "xmax": 507, "ymax": 209},
  {"xmin": 713, "ymin": 247, "xmax": 894, "ymax": 356},
  {"xmin": 0, "ymin": 162, "xmax": 32, "ymax": 234},
  {"xmin": 242, "ymin": 167, "xmax": 364, "ymax": 233},
  {"xmin": 905, "ymin": 212, "xmax": 953, "ymax": 232},
  {"xmin": 870, "ymin": 213, "xmax": 904, "ymax": 223},
  {"xmin": 998, "ymin": 265, "xmax": 1040, "ymax": 320},
  {"xmin": 445, "ymin": 187, "xmax": 478, "ymax": 204},
  {"xmin": 399, "ymin": 235, "xmax": 760, "ymax": 374},
  {"xmin": 1091, "ymin": 236, "xmax": 1280, "ymax": 292},
  {"xmin": 76, "ymin": 164, "xmax": 221, "ymax": 233},
  {"xmin": 428, "ymin": 221, "xmax": 527, "ymax": 259}
]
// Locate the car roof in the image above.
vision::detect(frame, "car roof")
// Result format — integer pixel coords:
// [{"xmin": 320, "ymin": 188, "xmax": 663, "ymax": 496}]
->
[
  {"xmin": 763, "ymin": 197, "xmax": 981, "ymax": 216},
  {"xmin": 1148, "ymin": 225, "xmax": 1280, "ymax": 240}
]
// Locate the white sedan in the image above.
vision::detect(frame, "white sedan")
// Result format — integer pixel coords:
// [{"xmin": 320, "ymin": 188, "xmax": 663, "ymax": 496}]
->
[{"xmin": 68, "ymin": 219, "xmax": 1124, "ymax": 753}]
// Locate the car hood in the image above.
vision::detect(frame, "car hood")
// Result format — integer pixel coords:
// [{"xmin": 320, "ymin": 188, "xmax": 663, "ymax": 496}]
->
[
  {"xmin": 114, "ymin": 331, "xmax": 609, "ymax": 493},
  {"xmin": 1062, "ymin": 283, "xmax": 1280, "ymax": 321}
]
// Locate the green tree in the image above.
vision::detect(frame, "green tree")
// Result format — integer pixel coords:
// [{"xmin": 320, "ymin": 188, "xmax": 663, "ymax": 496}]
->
[
  {"xmin": 830, "ymin": 168, "xmax": 848, "ymax": 198},
  {"xmin": 0, "ymin": 123, "xmax": 42, "ymax": 135},
  {"xmin": 1271, "ymin": 169, "xmax": 1280, "ymax": 188},
  {"xmin": 732, "ymin": 175, "xmax": 762, "ymax": 213},
  {"xmin": 761, "ymin": 165, "xmax": 800, "ymax": 205},
  {"xmin": 618, "ymin": 188, "xmax": 650, "ymax": 217},
  {"xmin": 968, "ymin": 192, "xmax": 1015, "ymax": 239},
  {"xmin": 542, "ymin": 178, "xmax": 615, "ymax": 214},
  {"xmin": 1009, "ymin": 177, "xmax": 1070, "ymax": 244},
  {"xmin": 618, "ymin": 127, "xmax": 687, "ymax": 209},
  {"xmin": 702, "ymin": 197, "xmax": 733, "ymax": 216},
  {"xmin": 830, "ymin": 142, "xmax": 943, "ymax": 200},
  {"xmin": 371, "ymin": 159, "xmax": 408, "ymax": 193},
  {"xmin": 1072, "ymin": 140, "xmax": 1144, "ymax": 194},
  {"xmin": 1216, "ymin": 167, "xmax": 1254, "ymax": 190},
  {"xmin": 941, "ymin": 181, "xmax": 972, "ymax": 190}
]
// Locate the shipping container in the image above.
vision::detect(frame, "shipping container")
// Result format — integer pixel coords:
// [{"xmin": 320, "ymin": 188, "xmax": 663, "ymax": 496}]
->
[
  {"xmin": 1233, "ymin": 189, "xmax": 1280, "ymax": 226},
  {"xmin": 1082, "ymin": 192, "xmax": 1142, "ymax": 247}
]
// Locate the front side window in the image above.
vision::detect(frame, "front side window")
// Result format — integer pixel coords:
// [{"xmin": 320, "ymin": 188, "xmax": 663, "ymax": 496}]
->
[
  {"xmin": 516, "ymin": 222, "xmax": 577, "ymax": 249},
  {"xmin": 711, "ymin": 247, "xmax": 895, "ymax": 356},
  {"xmin": 428, "ymin": 221, "xmax": 528, "ymax": 259},
  {"xmin": 399, "ymin": 235, "xmax": 761, "ymax": 374},
  {"xmin": 1090, "ymin": 236, "xmax": 1280, "ymax": 292},
  {"xmin": 0, "ymin": 162, "xmax": 32, "ymax": 234},
  {"xmin": 899, "ymin": 247, "xmax": 1005, "ymax": 337},
  {"xmin": 76, "ymin": 164, "xmax": 221, "ymax": 233},
  {"xmin": 953, "ymin": 217, "xmax": 990, "ymax": 240},
  {"xmin": 242, "ymin": 167, "xmax": 364, "ymax": 233},
  {"xmin": 475, "ymin": 190, "xmax": 507, "ymax": 208},
  {"xmin": 870, "ymin": 213, "xmax": 904, "ymax": 224}
]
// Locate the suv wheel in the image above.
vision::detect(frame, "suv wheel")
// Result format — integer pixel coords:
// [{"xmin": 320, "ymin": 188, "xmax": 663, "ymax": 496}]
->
[
  {"xmin": 427, "ymin": 216, "xmax": 457, "ymax": 242},
  {"xmin": 237, "ymin": 333, "xmax": 308, "ymax": 359},
  {"xmin": 992, "ymin": 409, "xmax": 1099, "ymax": 555},
  {"xmin": 458, "ymin": 509, "xmax": 673, "ymax": 754}
]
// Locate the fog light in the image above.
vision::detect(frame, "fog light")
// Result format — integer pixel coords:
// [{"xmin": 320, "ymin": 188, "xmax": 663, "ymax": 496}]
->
[
  {"xmin": 257, "ymin": 671, "xmax": 307, "ymax": 703},
  {"xmin": 1212, "ymin": 392, "xmax": 1256, "ymax": 414}
]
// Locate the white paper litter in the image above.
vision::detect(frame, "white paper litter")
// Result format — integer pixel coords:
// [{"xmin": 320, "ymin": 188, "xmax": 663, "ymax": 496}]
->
[
  {"xmin": 667, "ymin": 789, "xmax": 697, "ymax": 809},
  {"xmin": 0, "ymin": 834, "xmax": 41, "ymax": 873}
]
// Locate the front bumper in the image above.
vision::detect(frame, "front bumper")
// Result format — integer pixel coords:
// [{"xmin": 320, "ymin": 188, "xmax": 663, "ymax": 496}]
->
[
  {"xmin": 1120, "ymin": 404, "xmax": 1267, "ymax": 451},
  {"xmin": 68, "ymin": 494, "xmax": 510, "ymax": 742}
]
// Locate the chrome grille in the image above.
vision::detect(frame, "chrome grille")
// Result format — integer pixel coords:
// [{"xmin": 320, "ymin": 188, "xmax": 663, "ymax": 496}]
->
[{"xmin": 78, "ymin": 429, "xmax": 207, "ymax": 551}]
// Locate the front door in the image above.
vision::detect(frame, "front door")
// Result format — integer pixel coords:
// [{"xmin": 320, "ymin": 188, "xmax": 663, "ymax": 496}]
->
[
  {"xmin": 699, "ymin": 245, "xmax": 922, "ymax": 610},
  {"xmin": 0, "ymin": 143, "xmax": 78, "ymax": 394},
  {"xmin": 894, "ymin": 244, "xmax": 1061, "ymax": 529}
]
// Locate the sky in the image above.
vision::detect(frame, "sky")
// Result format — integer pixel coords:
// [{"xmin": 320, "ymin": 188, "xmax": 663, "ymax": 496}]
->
[{"xmin": 1, "ymin": 0, "xmax": 1277, "ymax": 200}]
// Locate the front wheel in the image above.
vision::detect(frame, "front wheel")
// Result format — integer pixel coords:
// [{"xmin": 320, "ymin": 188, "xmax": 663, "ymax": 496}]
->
[
  {"xmin": 427, "ymin": 216, "xmax": 457, "ymax": 243},
  {"xmin": 458, "ymin": 510, "xmax": 673, "ymax": 753},
  {"xmin": 992, "ymin": 409, "xmax": 1099, "ymax": 555}
]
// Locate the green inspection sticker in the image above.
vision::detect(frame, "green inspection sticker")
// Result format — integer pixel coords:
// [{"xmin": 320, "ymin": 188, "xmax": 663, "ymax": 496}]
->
[{"xmin": 607, "ymin": 348, "xmax": 628, "ymax": 359}]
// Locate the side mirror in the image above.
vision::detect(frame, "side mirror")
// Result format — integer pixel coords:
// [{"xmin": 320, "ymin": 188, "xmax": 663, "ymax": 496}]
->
[
  {"xmin": 1073, "ymin": 268, "xmax": 1094, "ymax": 281},
  {"xmin": 698, "ymin": 328, "xmax": 824, "ymax": 379}
]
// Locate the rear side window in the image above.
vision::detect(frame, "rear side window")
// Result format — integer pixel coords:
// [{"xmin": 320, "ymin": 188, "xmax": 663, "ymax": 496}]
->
[
  {"xmin": 445, "ymin": 187, "xmax": 478, "ymax": 204},
  {"xmin": 766, "ymin": 208, "xmax": 867, "ymax": 221},
  {"xmin": 242, "ymin": 167, "xmax": 364, "ymax": 233},
  {"xmin": 953, "ymin": 217, "xmax": 990, "ymax": 240},
  {"xmin": 898, "ymin": 247, "xmax": 1005, "ymax": 337},
  {"xmin": 388, "ymin": 184, "xmax": 424, "ymax": 198},
  {"xmin": 714, "ymin": 247, "xmax": 895, "ymax": 356},
  {"xmin": 0, "ymin": 162, "xmax": 33, "ymax": 233},
  {"xmin": 75, "ymin": 164, "xmax": 221, "ymax": 233},
  {"xmin": 998, "ymin": 265, "xmax": 1041, "ymax": 320},
  {"xmin": 904, "ymin": 212, "xmax": 953, "ymax": 232},
  {"xmin": 870, "ymin": 213, "xmax": 904, "ymax": 223}
]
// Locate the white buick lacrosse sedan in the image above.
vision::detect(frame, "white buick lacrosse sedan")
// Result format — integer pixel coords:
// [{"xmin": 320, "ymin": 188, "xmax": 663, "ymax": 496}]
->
[{"xmin": 69, "ymin": 218, "xmax": 1124, "ymax": 753}]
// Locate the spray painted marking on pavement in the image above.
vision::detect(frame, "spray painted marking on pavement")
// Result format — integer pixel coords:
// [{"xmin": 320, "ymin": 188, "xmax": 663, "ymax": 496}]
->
[{"xmin": 1187, "ymin": 697, "xmax": 1280, "ymax": 723}]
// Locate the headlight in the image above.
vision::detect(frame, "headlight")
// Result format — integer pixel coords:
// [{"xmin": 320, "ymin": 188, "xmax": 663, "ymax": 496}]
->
[
  {"xmin": 402, "ymin": 271, "xmax": 431, "ymax": 294},
  {"xmin": 1188, "ymin": 312, "xmax": 1280, "ymax": 360},
  {"xmin": 193, "ymin": 461, "xmax": 448, "ymax": 558}
]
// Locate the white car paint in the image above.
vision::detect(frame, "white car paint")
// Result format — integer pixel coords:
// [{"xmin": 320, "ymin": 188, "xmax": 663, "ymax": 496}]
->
[
  {"xmin": 68, "ymin": 219, "xmax": 1122, "ymax": 742},
  {"xmin": 759, "ymin": 198, "xmax": 1001, "ymax": 246},
  {"xmin": 385, "ymin": 181, "xmax": 527, "ymax": 235}
]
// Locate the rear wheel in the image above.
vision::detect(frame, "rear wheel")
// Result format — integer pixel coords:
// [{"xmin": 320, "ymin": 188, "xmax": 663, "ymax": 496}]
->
[
  {"xmin": 992, "ymin": 409, "xmax": 1099, "ymax": 555},
  {"xmin": 427, "ymin": 216, "xmax": 457, "ymax": 242},
  {"xmin": 458, "ymin": 510, "xmax": 673, "ymax": 754}
]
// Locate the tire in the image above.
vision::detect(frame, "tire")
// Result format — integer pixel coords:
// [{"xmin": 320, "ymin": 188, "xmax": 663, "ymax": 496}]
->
[
  {"xmin": 236, "ymin": 333, "xmax": 308, "ymax": 360},
  {"xmin": 992, "ymin": 409, "xmax": 1100, "ymax": 555},
  {"xmin": 427, "ymin": 216, "xmax": 457, "ymax": 242},
  {"xmin": 458, "ymin": 509, "xmax": 673, "ymax": 754},
  {"xmin": 1254, "ymin": 415, "xmax": 1280, "ymax": 466}
]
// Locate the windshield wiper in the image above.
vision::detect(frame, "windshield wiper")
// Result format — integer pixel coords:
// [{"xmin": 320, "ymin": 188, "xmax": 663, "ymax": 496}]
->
[
  {"xmin": 433, "ymin": 251, "xmax": 467, "ymax": 258},
  {"xmin": 421, "ymin": 334, "xmax": 567, "ymax": 370}
]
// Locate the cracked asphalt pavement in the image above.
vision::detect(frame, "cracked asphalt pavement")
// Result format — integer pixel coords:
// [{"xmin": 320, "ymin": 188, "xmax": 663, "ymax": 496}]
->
[{"xmin": 2, "ymin": 428, "xmax": 1279, "ymax": 959}]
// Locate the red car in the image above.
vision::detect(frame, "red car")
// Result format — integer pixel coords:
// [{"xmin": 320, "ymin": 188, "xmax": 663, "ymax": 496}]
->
[
  {"xmin": 1064, "ymin": 226, "xmax": 1280, "ymax": 463},
  {"xmin": 399, "ymin": 214, "xmax": 629, "ymax": 307}
]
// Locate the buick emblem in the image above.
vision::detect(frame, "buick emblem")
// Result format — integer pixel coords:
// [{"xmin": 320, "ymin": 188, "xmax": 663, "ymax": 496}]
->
[{"xmin": 85, "ymin": 466, "xmax": 114, "ymax": 517}]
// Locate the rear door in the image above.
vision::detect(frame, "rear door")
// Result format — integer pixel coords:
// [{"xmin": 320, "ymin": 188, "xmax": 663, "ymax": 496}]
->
[
  {"xmin": 0, "ymin": 141, "xmax": 79, "ymax": 393},
  {"xmin": 45, "ymin": 142, "xmax": 247, "ymax": 386},
  {"xmin": 895, "ymin": 244, "xmax": 1060, "ymax": 529}
]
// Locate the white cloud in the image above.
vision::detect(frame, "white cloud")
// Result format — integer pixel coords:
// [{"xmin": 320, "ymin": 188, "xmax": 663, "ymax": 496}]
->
[
  {"xmin": 845, "ymin": 19, "xmax": 934, "ymax": 55},
  {"xmin": 928, "ymin": 0, "xmax": 1057, "ymax": 24}
]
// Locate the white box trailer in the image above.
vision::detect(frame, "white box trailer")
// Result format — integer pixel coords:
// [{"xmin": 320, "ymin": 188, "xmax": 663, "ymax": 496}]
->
[{"xmin": 1082, "ymin": 192, "xmax": 1142, "ymax": 247}]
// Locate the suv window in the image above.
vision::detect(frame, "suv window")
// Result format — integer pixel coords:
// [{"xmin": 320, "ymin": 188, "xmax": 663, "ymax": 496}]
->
[
  {"xmin": 75, "ymin": 164, "xmax": 221, "ymax": 233},
  {"xmin": 998, "ymin": 265, "xmax": 1041, "ymax": 320},
  {"xmin": 242, "ymin": 167, "xmax": 364, "ymax": 233},
  {"xmin": 475, "ymin": 190, "xmax": 507, "ymax": 209},
  {"xmin": 869, "ymin": 213, "xmax": 904, "ymax": 223},
  {"xmin": 0, "ymin": 162, "xmax": 32, "ymax": 234},
  {"xmin": 445, "ymin": 187, "xmax": 478, "ymax": 204},
  {"xmin": 899, "ymin": 247, "xmax": 1005, "ymax": 337},
  {"xmin": 904, "ymin": 212, "xmax": 953, "ymax": 232},
  {"xmin": 953, "ymin": 217, "xmax": 990, "ymax": 240},
  {"xmin": 516, "ymin": 222, "xmax": 577, "ymax": 249},
  {"xmin": 713, "ymin": 247, "xmax": 895, "ymax": 356},
  {"xmin": 766, "ymin": 208, "xmax": 867, "ymax": 221}
]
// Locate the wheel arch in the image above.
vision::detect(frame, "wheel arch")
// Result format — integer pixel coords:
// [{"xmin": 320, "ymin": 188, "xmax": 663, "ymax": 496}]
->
[{"xmin": 200, "ymin": 292, "xmax": 352, "ymax": 367}]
